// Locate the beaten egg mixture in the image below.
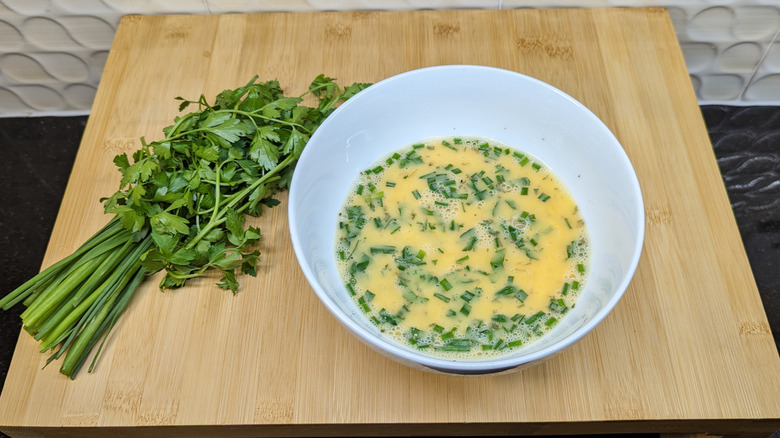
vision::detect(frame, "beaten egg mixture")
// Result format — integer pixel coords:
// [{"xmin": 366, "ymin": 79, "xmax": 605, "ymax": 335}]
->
[{"xmin": 336, "ymin": 137, "xmax": 589, "ymax": 357}]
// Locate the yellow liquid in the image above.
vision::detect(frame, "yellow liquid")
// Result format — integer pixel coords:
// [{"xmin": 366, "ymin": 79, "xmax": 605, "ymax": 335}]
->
[{"xmin": 336, "ymin": 137, "xmax": 589, "ymax": 358}]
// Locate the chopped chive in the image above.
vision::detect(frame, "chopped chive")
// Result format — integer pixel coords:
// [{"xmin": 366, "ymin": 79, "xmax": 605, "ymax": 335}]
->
[
  {"xmin": 459, "ymin": 303, "xmax": 471, "ymax": 316},
  {"xmin": 577, "ymin": 263, "xmax": 585, "ymax": 274},
  {"xmin": 439, "ymin": 278, "xmax": 453, "ymax": 291},
  {"xmin": 386, "ymin": 181, "xmax": 396, "ymax": 187},
  {"xmin": 433, "ymin": 293, "xmax": 451, "ymax": 303},
  {"xmin": 356, "ymin": 184, "xmax": 364, "ymax": 195},
  {"xmin": 507, "ymin": 339, "xmax": 523, "ymax": 348},
  {"xmin": 532, "ymin": 162, "xmax": 541, "ymax": 171},
  {"xmin": 432, "ymin": 324, "xmax": 445, "ymax": 333},
  {"xmin": 453, "ymin": 138, "xmax": 462, "ymax": 144},
  {"xmin": 525, "ymin": 311, "xmax": 545, "ymax": 325},
  {"xmin": 379, "ymin": 308, "xmax": 399, "ymax": 326},
  {"xmin": 561, "ymin": 282, "xmax": 570, "ymax": 296},
  {"xmin": 572, "ymin": 280, "xmax": 580, "ymax": 290},
  {"xmin": 460, "ymin": 291, "xmax": 475, "ymax": 302},
  {"xmin": 421, "ymin": 207, "xmax": 435, "ymax": 216},
  {"xmin": 403, "ymin": 290, "xmax": 421, "ymax": 303},
  {"xmin": 515, "ymin": 289, "xmax": 528, "ymax": 302},
  {"xmin": 520, "ymin": 187, "xmax": 529, "ymax": 196},
  {"xmin": 412, "ymin": 143, "xmax": 424, "ymax": 149},
  {"xmin": 490, "ymin": 248, "xmax": 505, "ymax": 270},
  {"xmin": 441, "ymin": 140, "xmax": 457, "ymax": 151},
  {"xmin": 371, "ymin": 165, "xmax": 384, "ymax": 174},
  {"xmin": 357, "ymin": 295, "xmax": 371, "ymax": 312},
  {"xmin": 545, "ymin": 317, "xmax": 558, "ymax": 328},
  {"xmin": 495, "ymin": 285, "xmax": 517, "ymax": 297},
  {"xmin": 438, "ymin": 338, "xmax": 474, "ymax": 352},
  {"xmin": 549, "ymin": 298, "xmax": 569, "ymax": 314},
  {"xmin": 412, "ymin": 189, "xmax": 421, "ymax": 199},
  {"xmin": 455, "ymin": 255, "xmax": 469, "ymax": 263},
  {"xmin": 538, "ymin": 193, "xmax": 550, "ymax": 202},
  {"xmin": 564, "ymin": 218, "xmax": 572, "ymax": 229},
  {"xmin": 370, "ymin": 245, "xmax": 396, "ymax": 255}
]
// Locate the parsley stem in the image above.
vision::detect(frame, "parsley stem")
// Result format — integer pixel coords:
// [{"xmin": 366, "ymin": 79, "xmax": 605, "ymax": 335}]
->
[
  {"xmin": 185, "ymin": 154, "xmax": 294, "ymax": 250},
  {"xmin": 220, "ymin": 109, "xmax": 314, "ymax": 135}
]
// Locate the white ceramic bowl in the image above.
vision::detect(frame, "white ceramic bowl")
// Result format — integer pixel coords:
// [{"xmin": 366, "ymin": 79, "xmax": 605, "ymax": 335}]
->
[{"xmin": 289, "ymin": 65, "xmax": 644, "ymax": 375}]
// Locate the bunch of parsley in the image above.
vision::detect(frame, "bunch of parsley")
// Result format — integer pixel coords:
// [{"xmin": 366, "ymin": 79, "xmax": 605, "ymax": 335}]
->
[{"xmin": 0, "ymin": 75, "xmax": 369, "ymax": 378}]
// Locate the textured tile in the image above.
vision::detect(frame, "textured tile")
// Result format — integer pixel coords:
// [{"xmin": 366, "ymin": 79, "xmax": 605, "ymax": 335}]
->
[
  {"xmin": 0, "ymin": 19, "xmax": 24, "ymax": 50},
  {"xmin": 1, "ymin": 0, "xmax": 51, "ymax": 15},
  {"xmin": 204, "ymin": 0, "xmax": 498, "ymax": 13},
  {"xmin": 744, "ymin": 74, "xmax": 780, "ymax": 101},
  {"xmin": 0, "ymin": 53, "xmax": 57, "ymax": 83},
  {"xmin": 698, "ymin": 73, "xmax": 745, "ymax": 101},
  {"xmin": 718, "ymin": 41, "xmax": 763, "ymax": 74},
  {"xmin": 744, "ymin": 32, "xmax": 780, "ymax": 102},
  {"xmin": 203, "ymin": 0, "xmax": 317, "ymax": 13},
  {"xmin": 676, "ymin": 3, "xmax": 780, "ymax": 103},
  {"xmin": 1, "ymin": 0, "xmax": 780, "ymax": 115},
  {"xmin": 733, "ymin": 5, "xmax": 780, "ymax": 41},
  {"xmin": 22, "ymin": 16, "xmax": 84, "ymax": 51},
  {"xmin": 688, "ymin": 6, "xmax": 737, "ymax": 43},
  {"xmin": 681, "ymin": 42, "xmax": 717, "ymax": 73},
  {"xmin": 63, "ymin": 83, "xmax": 98, "ymax": 109},
  {"xmin": 103, "ymin": 0, "xmax": 209, "ymax": 14},
  {"xmin": 53, "ymin": 0, "xmax": 119, "ymax": 14},
  {"xmin": 8, "ymin": 84, "xmax": 67, "ymax": 111},
  {"xmin": 58, "ymin": 15, "xmax": 117, "ymax": 49}
]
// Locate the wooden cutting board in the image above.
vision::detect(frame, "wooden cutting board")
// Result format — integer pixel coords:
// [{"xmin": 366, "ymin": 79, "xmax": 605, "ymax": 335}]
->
[{"xmin": 2, "ymin": 8, "xmax": 780, "ymax": 438}]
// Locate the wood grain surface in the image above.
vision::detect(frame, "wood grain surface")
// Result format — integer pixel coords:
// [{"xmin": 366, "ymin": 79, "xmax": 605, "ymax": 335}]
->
[{"xmin": 1, "ymin": 8, "xmax": 779, "ymax": 438}]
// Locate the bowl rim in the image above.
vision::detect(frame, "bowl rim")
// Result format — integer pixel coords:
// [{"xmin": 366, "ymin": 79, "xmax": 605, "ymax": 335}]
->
[{"xmin": 289, "ymin": 64, "xmax": 645, "ymax": 373}]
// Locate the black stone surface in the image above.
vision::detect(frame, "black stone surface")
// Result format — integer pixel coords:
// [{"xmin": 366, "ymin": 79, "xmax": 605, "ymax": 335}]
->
[
  {"xmin": 0, "ymin": 117, "xmax": 86, "ymax": 389},
  {"xmin": 0, "ymin": 108, "xmax": 778, "ymax": 437}
]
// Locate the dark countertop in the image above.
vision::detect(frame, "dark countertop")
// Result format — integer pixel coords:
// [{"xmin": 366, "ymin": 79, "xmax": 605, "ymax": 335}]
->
[{"xmin": 0, "ymin": 108, "xmax": 778, "ymax": 437}]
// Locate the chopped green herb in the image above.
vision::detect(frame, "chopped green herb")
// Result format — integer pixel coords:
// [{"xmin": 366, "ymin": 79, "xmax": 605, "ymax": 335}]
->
[
  {"xmin": 433, "ymin": 293, "xmax": 451, "ymax": 303},
  {"xmin": 369, "ymin": 245, "xmax": 396, "ymax": 255}
]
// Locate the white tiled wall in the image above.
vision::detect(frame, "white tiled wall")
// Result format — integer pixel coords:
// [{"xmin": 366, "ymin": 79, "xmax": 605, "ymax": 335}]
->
[{"xmin": 1, "ymin": 0, "xmax": 778, "ymax": 116}]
